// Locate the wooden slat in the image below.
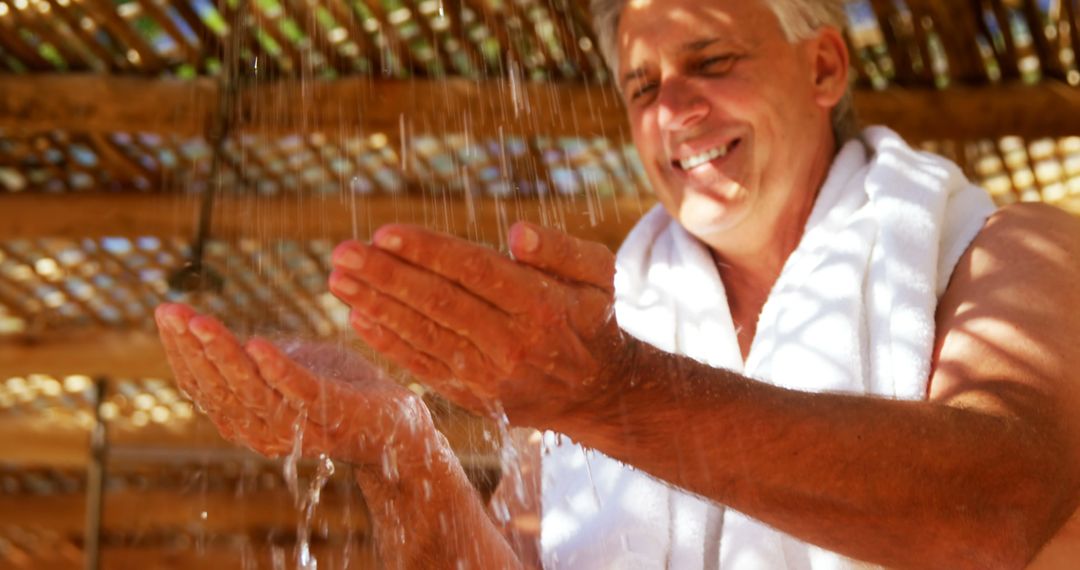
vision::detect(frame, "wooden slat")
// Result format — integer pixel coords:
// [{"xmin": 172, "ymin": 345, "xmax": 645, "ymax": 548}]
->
[
  {"xmin": 215, "ymin": 0, "xmax": 285, "ymax": 78},
  {"xmin": 82, "ymin": 133, "xmax": 156, "ymax": 184},
  {"xmin": 0, "ymin": 74, "xmax": 219, "ymax": 138},
  {"xmin": 5, "ymin": 74, "xmax": 1080, "ymax": 144},
  {"xmin": 866, "ymin": 0, "xmax": 917, "ymax": 85},
  {"xmin": 0, "ymin": 243, "xmax": 109, "ymax": 328},
  {"xmin": 460, "ymin": 0, "xmax": 523, "ymax": 74},
  {"xmin": 986, "ymin": 0, "xmax": 1023, "ymax": 78},
  {"xmin": 1065, "ymin": 0, "xmax": 1080, "ymax": 77},
  {"xmin": 547, "ymin": 0, "xmax": 594, "ymax": 76},
  {"xmin": 0, "ymin": 487, "xmax": 371, "ymax": 537},
  {"xmin": 18, "ymin": 541, "xmax": 379, "ymax": 570},
  {"xmin": 406, "ymin": 0, "xmax": 455, "ymax": 74},
  {"xmin": 1022, "ymin": 0, "xmax": 1060, "ymax": 77},
  {"xmin": 227, "ymin": 244, "xmax": 324, "ymax": 336},
  {"xmin": 133, "ymin": 0, "xmax": 200, "ymax": 63},
  {"xmin": 500, "ymin": 0, "xmax": 560, "ymax": 76},
  {"xmin": 0, "ymin": 330, "xmax": 171, "ymax": 379},
  {"xmin": 169, "ymin": 0, "xmax": 224, "ymax": 66},
  {"xmin": 46, "ymin": 0, "xmax": 129, "ymax": 71},
  {"xmin": 0, "ymin": 191, "xmax": 651, "ymax": 248},
  {"xmin": 0, "ymin": 2, "xmax": 57, "ymax": 71},
  {"xmin": 907, "ymin": 0, "xmax": 989, "ymax": 83},
  {"xmin": 0, "ymin": 280, "xmax": 36, "ymax": 321},
  {"xmin": 250, "ymin": 0, "xmax": 305, "ymax": 74},
  {"xmin": 0, "ymin": 74, "xmax": 626, "ymax": 139},
  {"xmin": 852, "ymin": 81, "xmax": 1080, "ymax": 140},
  {"xmin": 1, "ymin": 0, "xmax": 87, "ymax": 71},
  {"xmin": 281, "ymin": 0, "xmax": 351, "ymax": 74},
  {"xmin": 84, "ymin": 244, "xmax": 161, "ymax": 325},
  {"xmin": 323, "ymin": 0, "xmax": 379, "ymax": 67},
  {"xmin": 78, "ymin": 0, "xmax": 166, "ymax": 71},
  {"xmin": 436, "ymin": 0, "xmax": 489, "ymax": 75},
  {"xmin": 360, "ymin": 0, "xmax": 423, "ymax": 75}
]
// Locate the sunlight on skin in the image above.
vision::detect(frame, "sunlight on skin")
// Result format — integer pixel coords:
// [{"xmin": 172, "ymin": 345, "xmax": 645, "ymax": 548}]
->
[
  {"xmin": 617, "ymin": 0, "xmax": 846, "ymax": 282},
  {"xmin": 932, "ymin": 205, "xmax": 1080, "ymax": 407}
]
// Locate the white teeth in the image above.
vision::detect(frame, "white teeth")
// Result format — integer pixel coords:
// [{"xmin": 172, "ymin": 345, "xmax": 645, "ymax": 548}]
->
[{"xmin": 678, "ymin": 144, "xmax": 730, "ymax": 170}]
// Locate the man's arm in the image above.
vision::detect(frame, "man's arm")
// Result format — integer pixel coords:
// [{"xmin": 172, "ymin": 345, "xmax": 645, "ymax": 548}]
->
[
  {"xmin": 328, "ymin": 206, "xmax": 1080, "ymax": 569},
  {"xmin": 350, "ymin": 435, "xmax": 527, "ymax": 570},
  {"xmin": 153, "ymin": 305, "xmax": 526, "ymax": 570},
  {"xmin": 551, "ymin": 203, "xmax": 1080, "ymax": 569}
]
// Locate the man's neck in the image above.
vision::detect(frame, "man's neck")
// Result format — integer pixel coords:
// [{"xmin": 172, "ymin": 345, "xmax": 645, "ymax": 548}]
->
[
  {"xmin": 706, "ymin": 137, "xmax": 837, "ymax": 346},
  {"xmin": 712, "ymin": 133, "xmax": 838, "ymax": 303}
]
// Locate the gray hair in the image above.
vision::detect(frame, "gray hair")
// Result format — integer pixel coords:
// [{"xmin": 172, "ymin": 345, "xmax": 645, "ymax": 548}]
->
[{"xmin": 591, "ymin": 0, "xmax": 858, "ymax": 145}]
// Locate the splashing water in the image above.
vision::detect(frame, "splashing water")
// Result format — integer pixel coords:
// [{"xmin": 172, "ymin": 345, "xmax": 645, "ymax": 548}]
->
[
  {"xmin": 282, "ymin": 412, "xmax": 336, "ymax": 570},
  {"xmin": 296, "ymin": 454, "xmax": 336, "ymax": 570}
]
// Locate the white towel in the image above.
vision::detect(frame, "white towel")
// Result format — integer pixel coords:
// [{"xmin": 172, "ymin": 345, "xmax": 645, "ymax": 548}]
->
[{"xmin": 542, "ymin": 127, "xmax": 995, "ymax": 569}]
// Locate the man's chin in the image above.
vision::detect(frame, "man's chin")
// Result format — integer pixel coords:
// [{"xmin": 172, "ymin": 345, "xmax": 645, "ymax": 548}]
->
[{"xmin": 676, "ymin": 200, "xmax": 748, "ymax": 241}]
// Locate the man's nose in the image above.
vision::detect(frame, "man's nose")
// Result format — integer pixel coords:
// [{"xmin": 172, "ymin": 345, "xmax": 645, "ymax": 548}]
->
[{"xmin": 656, "ymin": 79, "xmax": 710, "ymax": 131}]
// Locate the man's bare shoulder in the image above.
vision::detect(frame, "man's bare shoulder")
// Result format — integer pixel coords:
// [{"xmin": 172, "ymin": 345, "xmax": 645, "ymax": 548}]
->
[
  {"xmin": 971, "ymin": 202, "xmax": 1080, "ymax": 271},
  {"xmin": 930, "ymin": 202, "xmax": 1080, "ymax": 411}
]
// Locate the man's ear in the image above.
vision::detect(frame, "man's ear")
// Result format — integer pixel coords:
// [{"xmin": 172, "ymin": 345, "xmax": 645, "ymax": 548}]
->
[{"xmin": 809, "ymin": 27, "xmax": 851, "ymax": 109}]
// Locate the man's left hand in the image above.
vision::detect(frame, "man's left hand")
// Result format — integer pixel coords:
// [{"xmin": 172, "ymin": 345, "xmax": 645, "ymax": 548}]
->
[{"xmin": 328, "ymin": 222, "xmax": 629, "ymax": 427}]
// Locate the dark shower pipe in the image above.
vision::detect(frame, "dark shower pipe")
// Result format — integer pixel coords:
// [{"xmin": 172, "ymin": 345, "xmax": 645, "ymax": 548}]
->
[{"xmin": 84, "ymin": 377, "xmax": 108, "ymax": 570}]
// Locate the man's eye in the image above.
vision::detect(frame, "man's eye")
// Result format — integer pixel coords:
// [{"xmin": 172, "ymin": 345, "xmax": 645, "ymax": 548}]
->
[
  {"xmin": 630, "ymin": 82, "xmax": 658, "ymax": 101},
  {"xmin": 700, "ymin": 55, "xmax": 736, "ymax": 73}
]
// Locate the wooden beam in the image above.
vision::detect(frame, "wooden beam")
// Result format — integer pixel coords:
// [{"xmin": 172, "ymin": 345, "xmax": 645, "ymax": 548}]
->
[
  {"xmin": 3, "ymin": 75, "xmax": 1080, "ymax": 143},
  {"xmin": 0, "ymin": 330, "xmax": 171, "ymax": 379},
  {"xmin": 853, "ymin": 82, "xmax": 1080, "ymax": 140},
  {"xmin": 2, "ymin": 538, "xmax": 379, "ymax": 570},
  {"xmin": 0, "ymin": 488, "xmax": 371, "ymax": 537},
  {"xmin": 0, "ymin": 74, "xmax": 628, "ymax": 139},
  {"xmin": 0, "ymin": 330, "xmax": 503, "ymax": 469},
  {"xmin": 0, "ymin": 408, "xmax": 501, "ymax": 468},
  {"xmin": 0, "ymin": 191, "xmax": 654, "ymax": 249}
]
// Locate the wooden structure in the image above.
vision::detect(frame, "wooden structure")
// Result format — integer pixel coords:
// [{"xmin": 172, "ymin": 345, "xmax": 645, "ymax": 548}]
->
[{"xmin": 1, "ymin": 0, "xmax": 1079, "ymax": 567}]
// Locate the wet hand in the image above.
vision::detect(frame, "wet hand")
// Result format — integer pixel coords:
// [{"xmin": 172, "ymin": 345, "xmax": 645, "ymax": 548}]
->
[
  {"xmin": 153, "ymin": 303, "xmax": 442, "ymax": 476},
  {"xmin": 328, "ymin": 222, "xmax": 630, "ymax": 428}
]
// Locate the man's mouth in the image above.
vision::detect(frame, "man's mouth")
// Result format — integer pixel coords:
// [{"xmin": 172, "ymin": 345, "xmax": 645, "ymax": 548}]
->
[{"xmin": 672, "ymin": 139, "xmax": 741, "ymax": 171}]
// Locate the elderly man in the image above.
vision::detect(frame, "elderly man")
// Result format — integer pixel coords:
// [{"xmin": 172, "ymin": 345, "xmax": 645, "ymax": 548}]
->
[{"xmin": 155, "ymin": 0, "xmax": 1080, "ymax": 567}]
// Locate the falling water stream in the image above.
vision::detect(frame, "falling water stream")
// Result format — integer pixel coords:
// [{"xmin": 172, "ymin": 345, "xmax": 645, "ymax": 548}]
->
[
  {"xmin": 171, "ymin": 0, "xmax": 642, "ymax": 566},
  {"xmin": 283, "ymin": 413, "xmax": 336, "ymax": 570}
]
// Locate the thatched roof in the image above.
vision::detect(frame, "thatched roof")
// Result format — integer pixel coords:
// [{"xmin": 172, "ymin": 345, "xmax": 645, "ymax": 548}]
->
[{"xmin": 1, "ymin": 0, "xmax": 1078, "ymax": 567}]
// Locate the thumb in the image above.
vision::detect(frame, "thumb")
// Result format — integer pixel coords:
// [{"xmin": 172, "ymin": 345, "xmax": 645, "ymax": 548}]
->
[{"xmin": 508, "ymin": 222, "xmax": 615, "ymax": 292}]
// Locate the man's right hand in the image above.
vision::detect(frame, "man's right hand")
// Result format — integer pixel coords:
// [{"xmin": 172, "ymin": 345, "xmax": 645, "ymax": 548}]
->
[{"xmin": 153, "ymin": 303, "xmax": 446, "ymax": 477}]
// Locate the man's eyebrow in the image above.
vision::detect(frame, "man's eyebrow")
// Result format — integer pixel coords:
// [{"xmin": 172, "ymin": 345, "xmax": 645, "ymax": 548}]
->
[
  {"xmin": 621, "ymin": 67, "xmax": 649, "ymax": 86},
  {"xmin": 620, "ymin": 37, "xmax": 728, "ymax": 85},
  {"xmin": 679, "ymin": 37, "xmax": 724, "ymax": 53}
]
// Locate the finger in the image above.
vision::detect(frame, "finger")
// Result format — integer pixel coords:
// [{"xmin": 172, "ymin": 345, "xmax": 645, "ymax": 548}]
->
[
  {"xmin": 331, "ymin": 236, "xmax": 526, "ymax": 328},
  {"xmin": 155, "ymin": 303, "xmax": 203, "ymax": 401},
  {"xmin": 155, "ymin": 304, "xmax": 249, "ymax": 440},
  {"xmin": 188, "ymin": 315, "xmax": 274, "ymax": 415},
  {"xmin": 347, "ymin": 311, "xmax": 488, "ymax": 412},
  {"xmin": 245, "ymin": 338, "xmax": 326, "ymax": 402},
  {"xmin": 329, "ymin": 267, "xmax": 517, "ymax": 371},
  {"xmin": 156, "ymin": 307, "xmax": 297, "ymax": 456},
  {"xmin": 245, "ymin": 338, "xmax": 360, "ymax": 425},
  {"xmin": 165, "ymin": 309, "xmax": 287, "ymax": 449},
  {"xmin": 340, "ymin": 280, "xmax": 508, "ymax": 385},
  {"xmin": 333, "ymin": 226, "xmax": 549, "ymax": 314},
  {"xmin": 343, "ymin": 315, "xmax": 454, "ymax": 381},
  {"xmin": 509, "ymin": 222, "xmax": 615, "ymax": 293}
]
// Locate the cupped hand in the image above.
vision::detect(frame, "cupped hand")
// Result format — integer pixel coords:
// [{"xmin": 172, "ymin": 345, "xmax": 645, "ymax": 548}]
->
[
  {"xmin": 154, "ymin": 303, "xmax": 444, "ymax": 475},
  {"xmin": 327, "ymin": 222, "xmax": 632, "ymax": 428}
]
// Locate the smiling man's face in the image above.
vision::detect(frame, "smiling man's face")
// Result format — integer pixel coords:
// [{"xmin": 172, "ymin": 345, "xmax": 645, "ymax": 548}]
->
[{"xmin": 618, "ymin": 0, "xmax": 845, "ymax": 252}]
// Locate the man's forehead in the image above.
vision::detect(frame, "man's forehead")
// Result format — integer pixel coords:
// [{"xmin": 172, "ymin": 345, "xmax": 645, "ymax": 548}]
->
[{"xmin": 617, "ymin": 0, "xmax": 775, "ymax": 48}]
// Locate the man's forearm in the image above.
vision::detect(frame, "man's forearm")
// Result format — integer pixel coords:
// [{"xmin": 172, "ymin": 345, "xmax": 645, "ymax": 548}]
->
[
  {"xmin": 352, "ymin": 435, "xmax": 523, "ymax": 570},
  {"xmin": 550, "ymin": 339, "xmax": 1077, "ymax": 569}
]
